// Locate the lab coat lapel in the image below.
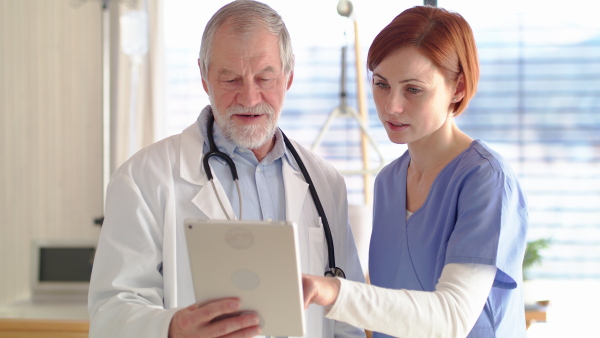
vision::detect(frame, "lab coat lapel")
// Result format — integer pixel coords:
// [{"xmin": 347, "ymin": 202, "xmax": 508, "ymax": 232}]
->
[
  {"xmin": 193, "ymin": 174, "xmax": 236, "ymax": 220},
  {"xmin": 179, "ymin": 122, "xmax": 236, "ymax": 220},
  {"xmin": 283, "ymin": 160, "xmax": 309, "ymax": 223}
]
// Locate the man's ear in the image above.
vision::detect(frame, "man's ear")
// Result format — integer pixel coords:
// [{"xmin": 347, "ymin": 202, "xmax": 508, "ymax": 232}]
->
[
  {"xmin": 286, "ymin": 71, "xmax": 294, "ymax": 90},
  {"xmin": 198, "ymin": 58, "xmax": 209, "ymax": 94},
  {"xmin": 201, "ymin": 78, "xmax": 209, "ymax": 94}
]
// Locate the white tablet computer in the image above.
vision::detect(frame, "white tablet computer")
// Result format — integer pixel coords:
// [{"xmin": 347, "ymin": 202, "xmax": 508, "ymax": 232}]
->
[{"xmin": 183, "ymin": 218, "xmax": 305, "ymax": 337}]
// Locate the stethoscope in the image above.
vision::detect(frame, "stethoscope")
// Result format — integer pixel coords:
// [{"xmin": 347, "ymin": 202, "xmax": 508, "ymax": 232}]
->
[{"xmin": 202, "ymin": 112, "xmax": 346, "ymax": 278}]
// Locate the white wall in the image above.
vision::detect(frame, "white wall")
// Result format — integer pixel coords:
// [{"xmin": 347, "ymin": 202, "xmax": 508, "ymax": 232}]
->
[{"xmin": 0, "ymin": 0, "xmax": 104, "ymax": 304}]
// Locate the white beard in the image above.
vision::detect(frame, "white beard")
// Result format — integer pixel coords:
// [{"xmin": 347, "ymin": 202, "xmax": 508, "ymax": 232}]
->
[{"xmin": 211, "ymin": 101, "xmax": 279, "ymax": 150}]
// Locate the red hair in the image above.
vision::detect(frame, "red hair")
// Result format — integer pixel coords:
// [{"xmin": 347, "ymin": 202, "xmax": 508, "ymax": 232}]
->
[{"xmin": 367, "ymin": 6, "xmax": 479, "ymax": 115}]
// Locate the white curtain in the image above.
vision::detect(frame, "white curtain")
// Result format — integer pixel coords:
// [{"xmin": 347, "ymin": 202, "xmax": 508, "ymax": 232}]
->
[{"xmin": 109, "ymin": 0, "xmax": 164, "ymax": 173}]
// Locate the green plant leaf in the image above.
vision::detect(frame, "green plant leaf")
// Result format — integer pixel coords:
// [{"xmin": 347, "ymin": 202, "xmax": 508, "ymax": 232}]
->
[{"xmin": 523, "ymin": 238, "xmax": 551, "ymax": 280}]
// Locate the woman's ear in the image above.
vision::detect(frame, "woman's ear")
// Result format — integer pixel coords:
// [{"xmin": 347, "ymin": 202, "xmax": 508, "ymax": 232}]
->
[{"xmin": 453, "ymin": 73, "xmax": 466, "ymax": 102}]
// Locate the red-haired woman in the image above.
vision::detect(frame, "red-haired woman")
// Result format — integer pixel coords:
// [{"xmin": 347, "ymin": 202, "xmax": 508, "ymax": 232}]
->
[{"xmin": 303, "ymin": 6, "xmax": 528, "ymax": 338}]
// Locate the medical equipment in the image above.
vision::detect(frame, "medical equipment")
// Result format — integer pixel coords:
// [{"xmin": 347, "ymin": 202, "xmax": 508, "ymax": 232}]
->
[
  {"xmin": 31, "ymin": 239, "xmax": 97, "ymax": 302},
  {"xmin": 312, "ymin": 0, "xmax": 385, "ymax": 206},
  {"xmin": 202, "ymin": 112, "xmax": 346, "ymax": 278}
]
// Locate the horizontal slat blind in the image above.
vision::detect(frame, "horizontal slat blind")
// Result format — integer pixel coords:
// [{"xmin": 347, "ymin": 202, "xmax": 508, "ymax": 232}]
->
[
  {"xmin": 163, "ymin": 2, "xmax": 600, "ymax": 279},
  {"xmin": 456, "ymin": 13, "xmax": 600, "ymax": 278}
]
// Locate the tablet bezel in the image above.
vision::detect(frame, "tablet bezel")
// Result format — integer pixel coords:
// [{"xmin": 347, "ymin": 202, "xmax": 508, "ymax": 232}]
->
[{"xmin": 183, "ymin": 218, "xmax": 305, "ymax": 337}]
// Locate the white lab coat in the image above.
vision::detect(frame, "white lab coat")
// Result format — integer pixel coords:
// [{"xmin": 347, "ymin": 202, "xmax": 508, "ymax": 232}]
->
[{"xmin": 88, "ymin": 118, "xmax": 366, "ymax": 338}]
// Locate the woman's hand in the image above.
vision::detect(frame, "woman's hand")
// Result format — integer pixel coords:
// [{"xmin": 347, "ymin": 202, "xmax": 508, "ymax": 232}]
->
[{"xmin": 302, "ymin": 274, "xmax": 341, "ymax": 309}]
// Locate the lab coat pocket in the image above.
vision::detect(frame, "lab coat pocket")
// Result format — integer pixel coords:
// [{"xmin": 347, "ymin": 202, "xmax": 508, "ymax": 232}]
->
[{"xmin": 308, "ymin": 224, "xmax": 327, "ymax": 276}]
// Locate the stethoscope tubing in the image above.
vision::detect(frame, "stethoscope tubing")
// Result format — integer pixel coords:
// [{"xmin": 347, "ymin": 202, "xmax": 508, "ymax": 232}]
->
[
  {"xmin": 202, "ymin": 112, "xmax": 344, "ymax": 278},
  {"xmin": 202, "ymin": 114, "xmax": 238, "ymax": 181},
  {"xmin": 281, "ymin": 132, "xmax": 337, "ymax": 273}
]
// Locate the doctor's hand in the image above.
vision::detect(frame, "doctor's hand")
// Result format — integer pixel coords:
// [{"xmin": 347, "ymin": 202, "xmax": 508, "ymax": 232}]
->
[
  {"xmin": 168, "ymin": 298, "xmax": 261, "ymax": 338},
  {"xmin": 302, "ymin": 274, "xmax": 341, "ymax": 309}
]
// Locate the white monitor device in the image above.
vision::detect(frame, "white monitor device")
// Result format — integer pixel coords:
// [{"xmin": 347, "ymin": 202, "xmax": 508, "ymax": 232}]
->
[
  {"xmin": 183, "ymin": 218, "xmax": 305, "ymax": 337},
  {"xmin": 31, "ymin": 239, "xmax": 97, "ymax": 302}
]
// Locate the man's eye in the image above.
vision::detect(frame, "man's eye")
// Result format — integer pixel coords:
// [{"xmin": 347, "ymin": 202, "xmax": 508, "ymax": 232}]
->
[
  {"xmin": 258, "ymin": 78, "xmax": 276, "ymax": 88},
  {"xmin": 220, "ymin": 79, "xmax": 239, "ymax": 88}
]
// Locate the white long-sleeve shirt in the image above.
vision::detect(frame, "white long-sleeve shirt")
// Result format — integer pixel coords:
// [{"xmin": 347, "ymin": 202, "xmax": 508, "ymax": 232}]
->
[{"xmin": 326, "ymin": 263, "xmax": 497, "ymax": 338}]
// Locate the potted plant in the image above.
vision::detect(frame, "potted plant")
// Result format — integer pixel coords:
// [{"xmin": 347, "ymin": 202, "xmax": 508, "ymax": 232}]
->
[
  {"xmin": 523, "ymin": 238, "xmax": 551, "ymax": 280},
  {"xmin": 522, "ymin": 238, "xmax": 552, "ymax": 313}
]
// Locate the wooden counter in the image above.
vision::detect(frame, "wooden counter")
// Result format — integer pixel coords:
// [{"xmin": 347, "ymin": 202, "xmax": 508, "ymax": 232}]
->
[{"xmin": 0, "ymin": 318, "xmax": 89, "ymax": 338}]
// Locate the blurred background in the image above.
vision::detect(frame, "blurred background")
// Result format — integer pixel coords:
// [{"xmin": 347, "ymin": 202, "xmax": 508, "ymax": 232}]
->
[{"xmin": 1, "ymin": 0, "xmax": 598, "ymax": 336}]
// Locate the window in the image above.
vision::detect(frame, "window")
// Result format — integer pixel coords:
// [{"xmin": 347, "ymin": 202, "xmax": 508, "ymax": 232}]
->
[
  {"xmin": 162, "ymin": 0, "xmax": 600, "ymax": 280},
  {"xmin": 443, "ymin": 0, "xmax": 600, "ymax": 279}
]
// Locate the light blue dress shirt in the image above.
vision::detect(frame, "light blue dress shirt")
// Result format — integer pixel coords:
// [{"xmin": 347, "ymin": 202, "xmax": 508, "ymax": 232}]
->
[{"xmin": 197, "ymin": 107, "xmax": 287, "ymax": 222}]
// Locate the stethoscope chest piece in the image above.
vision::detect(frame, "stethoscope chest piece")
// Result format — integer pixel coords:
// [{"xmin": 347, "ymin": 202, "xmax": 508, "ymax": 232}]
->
[{"xmin": 325, "ymin": 267, "xmax": 346, "ymax": 278}]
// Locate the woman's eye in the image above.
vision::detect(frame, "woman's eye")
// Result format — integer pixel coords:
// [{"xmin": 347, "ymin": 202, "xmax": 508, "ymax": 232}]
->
[
  {"xmin": 374, "ymin": 82, "xmax": 389, "ymax": 89},
  {"xmin": 407, "ymin": 87, "xmax": 421, "ymax": 94}
]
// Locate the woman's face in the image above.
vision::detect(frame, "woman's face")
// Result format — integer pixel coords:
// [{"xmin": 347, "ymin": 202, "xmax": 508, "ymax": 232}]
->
[{"xmin": 371, "ymin": 46, "xmax": 460, "ymax": 146}]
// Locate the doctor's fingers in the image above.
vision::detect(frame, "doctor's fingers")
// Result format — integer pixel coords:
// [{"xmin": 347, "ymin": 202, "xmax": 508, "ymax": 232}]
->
[
  {"xmin": 172, "ymin": 299, "xmax": 261, "ymax": 337},
  {"xmin": 197, "ymin": 314, "xmax": 262, "ymax": 338}
]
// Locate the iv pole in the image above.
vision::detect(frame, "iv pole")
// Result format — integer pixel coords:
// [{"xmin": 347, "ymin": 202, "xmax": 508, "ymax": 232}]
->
[{"xmin": 311, "ymin": 0, "xmax": 384, "ymax": 205}]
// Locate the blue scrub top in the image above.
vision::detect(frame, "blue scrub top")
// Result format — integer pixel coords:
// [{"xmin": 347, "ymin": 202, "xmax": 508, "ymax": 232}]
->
[{"xmin": 369, "ymin": 140, "xmax": 528, "ymax": 338}]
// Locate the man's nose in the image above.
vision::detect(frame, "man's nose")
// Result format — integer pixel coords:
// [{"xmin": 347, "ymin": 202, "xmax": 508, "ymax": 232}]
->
[{"xmin": 237, "ymin": 81, "xmax": 261, "ymax": 108}]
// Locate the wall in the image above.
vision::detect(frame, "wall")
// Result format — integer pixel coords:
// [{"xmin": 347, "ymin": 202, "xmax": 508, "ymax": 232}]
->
[{"xmin": 0, "ymin": 0, "xmax": 103, "ymax": 304}]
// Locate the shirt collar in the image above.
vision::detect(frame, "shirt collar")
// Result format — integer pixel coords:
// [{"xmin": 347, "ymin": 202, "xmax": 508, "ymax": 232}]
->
[{"xmin": 279, "ymin": 131, "xmax": 301, "ymax": 172}]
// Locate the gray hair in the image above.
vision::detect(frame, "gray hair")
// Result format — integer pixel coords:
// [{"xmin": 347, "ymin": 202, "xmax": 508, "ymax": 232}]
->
[{"xmin": 198, "ymin": 0, "xmax": 294, "ymax": 80}]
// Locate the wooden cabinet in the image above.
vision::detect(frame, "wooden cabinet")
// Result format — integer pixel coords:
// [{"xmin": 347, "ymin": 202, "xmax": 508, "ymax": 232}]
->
[{"xmin": 0, "ymin": 318, "xmax": 89, "ymax": 338}]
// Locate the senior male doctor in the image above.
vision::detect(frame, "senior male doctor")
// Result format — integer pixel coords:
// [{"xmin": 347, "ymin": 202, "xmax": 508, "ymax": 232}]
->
[{"xmin": 88, "ymin": 1, "xmax": 365, "ymax": 337}]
